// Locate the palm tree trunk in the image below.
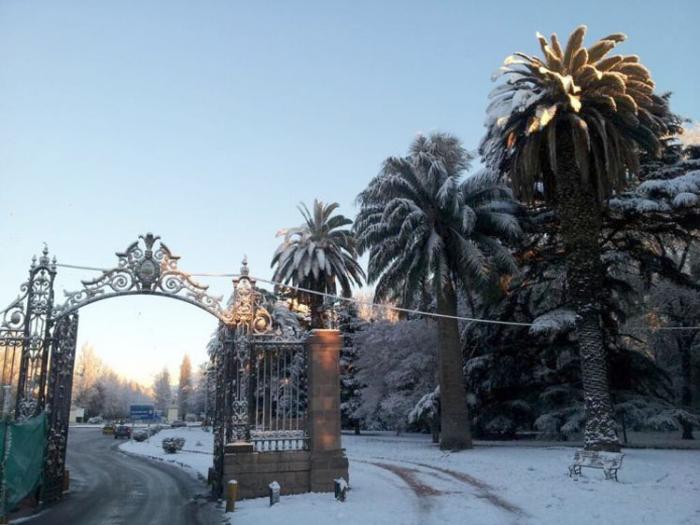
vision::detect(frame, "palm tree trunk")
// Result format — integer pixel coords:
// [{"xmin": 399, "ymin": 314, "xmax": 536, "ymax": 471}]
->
[
  {"xmin": 309, "ymin": 293, "xmax": 324, "ymax": 329},
  {"xmin": 436, "ymin": 280, "xmax": 472, "ymax": 450},
  {"xmin": 680, "ymin": 342, "xmax": 694, "ymax": 440},
  {"xmin": 555, "ymin": 132, "xmax": 620, "ymax": 452}
]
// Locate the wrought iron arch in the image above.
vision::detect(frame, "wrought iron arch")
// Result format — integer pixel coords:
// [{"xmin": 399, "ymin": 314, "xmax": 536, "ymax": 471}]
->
[
  {"xmin": 0, "ymin": 232, "xmax": 276, "ymax": 423},
  {"xmin": 0, "ymin": 232, "xmax": 303, "ymax": 504},
  {"xmin": 54, "ymin": 233, "xmax": 253, "ymax": 326}
]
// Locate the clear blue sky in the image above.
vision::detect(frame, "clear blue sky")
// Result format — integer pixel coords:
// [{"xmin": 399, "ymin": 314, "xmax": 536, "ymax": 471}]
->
[{"xmin": 1, "ymin": 0, "xmax": 698, "ymax": 385}]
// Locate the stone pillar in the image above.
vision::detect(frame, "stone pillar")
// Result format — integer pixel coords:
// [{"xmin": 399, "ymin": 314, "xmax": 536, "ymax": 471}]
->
[{"xmin": 307, "ymin": 329, "xmax": 349, "ymax": 492}]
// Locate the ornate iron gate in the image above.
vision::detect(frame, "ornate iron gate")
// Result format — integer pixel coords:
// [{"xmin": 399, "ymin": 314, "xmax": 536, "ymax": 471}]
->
[
  {"xmin": 209, "ymin": 262, "xmax": 307, "ymax": 495},
  {"xmin": 0, "ymin": 233, "xmax": 308, "ymax": 504},
  {"xmin": 6, "ymin": 247, "xmax": 57, "ymax": 421},
  {"xmin": 43, "ymin": 313, "xmax": 79, "ymax": 503}
]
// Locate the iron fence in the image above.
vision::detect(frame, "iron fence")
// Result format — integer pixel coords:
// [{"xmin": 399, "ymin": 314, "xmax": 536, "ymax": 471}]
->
[{"xmin": 249, "ymin": 338, "xmax": 308, "ymax": 451}]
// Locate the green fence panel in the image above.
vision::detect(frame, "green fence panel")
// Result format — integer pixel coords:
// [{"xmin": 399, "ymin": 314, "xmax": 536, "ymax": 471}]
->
[{"xmin": 1, "ymin": 412, "xmax": 47, "ymax": 512}]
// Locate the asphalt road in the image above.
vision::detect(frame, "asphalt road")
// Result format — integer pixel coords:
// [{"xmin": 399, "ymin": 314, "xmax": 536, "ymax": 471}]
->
[{"xmin": 26, "ymin": 427, "xmax": 221, "ymax": 525}]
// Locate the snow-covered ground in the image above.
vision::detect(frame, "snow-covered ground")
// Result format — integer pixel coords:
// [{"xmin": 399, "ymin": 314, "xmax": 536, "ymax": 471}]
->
[
  {"xmin": 119, "ymin": 426, "xmax": 214, "ymax": 479},
  {"xmin": 121, "ymin": 430, "xmax": 700, "ymax": 525}
]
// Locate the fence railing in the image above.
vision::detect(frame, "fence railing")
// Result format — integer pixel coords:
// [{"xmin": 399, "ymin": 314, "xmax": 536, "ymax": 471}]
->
[
  {"xmin": 251, "ymin": 430, "xmax": 309, "ymax": 452},
  {"xmin": 249, "ymin": 338, "xmax": 308, "ymax": 451}
]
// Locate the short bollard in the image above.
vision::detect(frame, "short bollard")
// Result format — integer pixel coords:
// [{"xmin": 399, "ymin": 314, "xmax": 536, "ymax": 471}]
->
[
  {"xmin": 269, "ymin": 481, "xmax": 280, "ymax": 506},
  {"xmin": 334, "ymin": 477, "xmax": 348, "ymax": 502},
  {"xmin": 226, "ymin": 480, "xmax": 238, "ymax": 513},
  {"xmin": 63, "ymin": 469, "xmax": 70, "ymax": 492}
]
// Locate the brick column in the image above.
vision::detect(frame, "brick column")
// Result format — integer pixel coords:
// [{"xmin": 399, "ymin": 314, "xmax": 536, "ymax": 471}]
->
[{"xmin": 307, "ymin": 329, "xmax": 349, "ymax": 491}]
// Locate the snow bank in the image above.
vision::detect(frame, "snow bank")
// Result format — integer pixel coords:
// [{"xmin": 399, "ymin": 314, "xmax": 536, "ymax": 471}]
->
[{"xmin": 119, "ymin": 426, "xmax": 213, "ymax": 479}]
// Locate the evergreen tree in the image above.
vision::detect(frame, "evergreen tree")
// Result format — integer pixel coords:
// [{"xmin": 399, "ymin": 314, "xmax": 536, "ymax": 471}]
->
[
  {"xmin": 191, "ymin": 362, "xmax": 209, "ymax": 418},
  {"xmin": 482, "ymin": 26, "xmax": 674, "ymax": 451},
  {"xmin": 337, "ymin": 302, "xmax": 366, "ymax": 434},
  {"xmin": 178, "ymin": 355, "xmax": 193, "ymax": 419},
  {"xmin": 355, "ymin": 133, "xmax": 521, "ymax": 450},
  {"xmin": 353, "ymin": 319, "xmax": 439, "ymax": 432},
  {"xmin": 459, "ymin": 138, "xmax": 699, "ymax": 441}
]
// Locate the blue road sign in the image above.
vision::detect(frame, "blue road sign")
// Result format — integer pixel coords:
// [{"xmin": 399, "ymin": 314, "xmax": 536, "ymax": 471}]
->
[{"xmin": 130, "ymin": 404, "xmax": 155, "ymax": 421}]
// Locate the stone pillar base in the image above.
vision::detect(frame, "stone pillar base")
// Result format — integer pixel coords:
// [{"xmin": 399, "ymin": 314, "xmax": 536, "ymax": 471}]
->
[
  {"xmin": 225, "ymin": 441, "xmax": 255, "ymax": 454},
  {"xmin": 224, "ymin": 450, "xmax": 312, "ymax": 500},
  {"xmin": 310, "ymin": 449, "xmax": 349, "ymax": 492}
]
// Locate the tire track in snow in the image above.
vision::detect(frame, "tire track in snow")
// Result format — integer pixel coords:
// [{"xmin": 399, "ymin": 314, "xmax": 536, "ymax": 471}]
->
[
  {"xmin": 355, "ymin": 460, "xmax": 443, "ymax": 521},
  {"xmin": 405, "ymin": 461, "xmax": 527, "ymax": 517}
]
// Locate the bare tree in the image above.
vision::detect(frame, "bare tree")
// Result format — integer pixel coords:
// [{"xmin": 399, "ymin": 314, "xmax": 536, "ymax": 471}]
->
[{"xmin": 153, "ymin": 367, "xmax": 172, "ymax": 415}]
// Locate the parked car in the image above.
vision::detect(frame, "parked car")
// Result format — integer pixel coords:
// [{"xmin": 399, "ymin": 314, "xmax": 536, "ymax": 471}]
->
[
  {"xmin": 114, "ymin": 425, "xmax": 132, "ymax": 439},
  {"xmin": 102, "ymin": 423, "xmax": 115, "ymax": 435},
  {"xmin": 87, "ymin": 416, "xmax": 104, "ymax": 424},
  {"xmin": 170, "ymin": 420, "xmax": 186, "ymax": 428},
  {"xmin": 132, "ymin": 429, "xmax": 149, "ymax": 442}
]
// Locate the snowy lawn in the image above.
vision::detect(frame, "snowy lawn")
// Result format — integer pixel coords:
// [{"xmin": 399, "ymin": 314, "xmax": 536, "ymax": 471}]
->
[
  {"xmin": 121, "ymin": 429, "xmax": 700, "ymax": 524},
  {"xmin": 119, "ymin": 426, "xmax": 214, "ymax": 479},
  {"xmin": 232, "ymin": 433, "xmax": 700, "ymax": 525}
]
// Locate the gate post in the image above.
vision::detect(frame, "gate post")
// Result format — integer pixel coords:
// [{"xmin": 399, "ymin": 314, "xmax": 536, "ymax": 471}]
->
[
  {"xmin": 16, "ymin": 246, "xmax": 56, "ymax": 419},
  {"xmin": 306, "ymin": 329, "xmax": 349, "ymax": 492},
  {"xmin": 211, "ymin": 329, "xmax": 226, "ymax": 497},
  {"xmin": 42, "ymin": 312, "xmax": 79, "ymax": 503}
]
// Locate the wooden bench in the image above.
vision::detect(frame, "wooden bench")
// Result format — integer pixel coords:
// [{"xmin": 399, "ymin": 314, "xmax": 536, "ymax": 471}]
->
[{"xmin": 568, "ymin": 450, "xmax": 624, "ymax": 481}]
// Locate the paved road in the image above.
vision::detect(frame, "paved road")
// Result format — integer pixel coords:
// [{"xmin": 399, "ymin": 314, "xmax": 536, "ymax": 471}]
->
[{"xmin": 27, "ymin": 427, "xmax": 221, "ymax": 525}]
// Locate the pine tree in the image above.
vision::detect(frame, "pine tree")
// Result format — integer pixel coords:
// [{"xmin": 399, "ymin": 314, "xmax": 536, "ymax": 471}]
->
[
  {"xmin": 337, "ymin": 302, "xmax": 365, "ymax": 434},
  {"xmin": 353, "ymin": 319, "xmax": 439, "ymax": 432},
  {"xmin": 178, "ymin": 355, "xmax": 193, "ymax": 419},
  {"xmin": 190, "ymin": 362, "xmax": 209, "ymax": 418}
]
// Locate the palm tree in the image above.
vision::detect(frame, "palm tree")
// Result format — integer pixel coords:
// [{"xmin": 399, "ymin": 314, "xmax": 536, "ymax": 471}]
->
[
  {"xmin": 355, "ymin": 132, "xmax": 521, "ymax": 450},
  {"xmin": 271, "ymin": 199, "xmax": 365, "ymax": 328},
  {"xmin": 480, "ymin": 26, "xmax": 672, "ymax": 451}
]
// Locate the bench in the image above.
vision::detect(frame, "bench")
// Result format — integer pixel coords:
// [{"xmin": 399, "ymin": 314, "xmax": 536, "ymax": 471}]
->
[{"xmin": 568, "ymin": 450, "xmax": 624, "ymax": 481}]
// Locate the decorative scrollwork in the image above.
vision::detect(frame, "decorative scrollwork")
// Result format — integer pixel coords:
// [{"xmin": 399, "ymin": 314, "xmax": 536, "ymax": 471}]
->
[
  {"xmin": 231, "ymin": 257, "xmax": 273, "ymax": 335},
  {"xmin": 1, "ymin": 293, "xmax": 27, "ymax": 331},
  {"xmin": 15, "ymin": 246, "xmax": 57, "ymax": 420},
  {"xmin": 43, "ymin": 313, "xmax": 79, "ymax": 502},
  {"xmin": 53, "ymin": 233, "xmax": 245, "ymax": 325},
  {"xmin": 1, "ymin": 247, "xmax": 55, "ymax": 331}
]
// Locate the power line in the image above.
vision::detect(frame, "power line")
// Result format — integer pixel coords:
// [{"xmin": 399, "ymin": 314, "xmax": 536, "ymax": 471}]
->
[
  {"xmin": 53, "ymin": 263, "xmax": 530, "ymax": 326},
  {"xmin": 49, "ymin": 262, "xmax": 700, "ymax": 331}
]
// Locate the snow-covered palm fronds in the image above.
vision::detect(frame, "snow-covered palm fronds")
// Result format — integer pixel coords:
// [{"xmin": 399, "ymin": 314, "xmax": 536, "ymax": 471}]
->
[
  {"xmin": 355, "ymin": 132, "xmax": 521, "ymax": 306},
  {"xmin": 481, "ymin": 25, "xmax": 672, "ymax": 203},
  {"xmin": 271, "ymin": 199, "xmax": 365, "ymax": 303}
]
